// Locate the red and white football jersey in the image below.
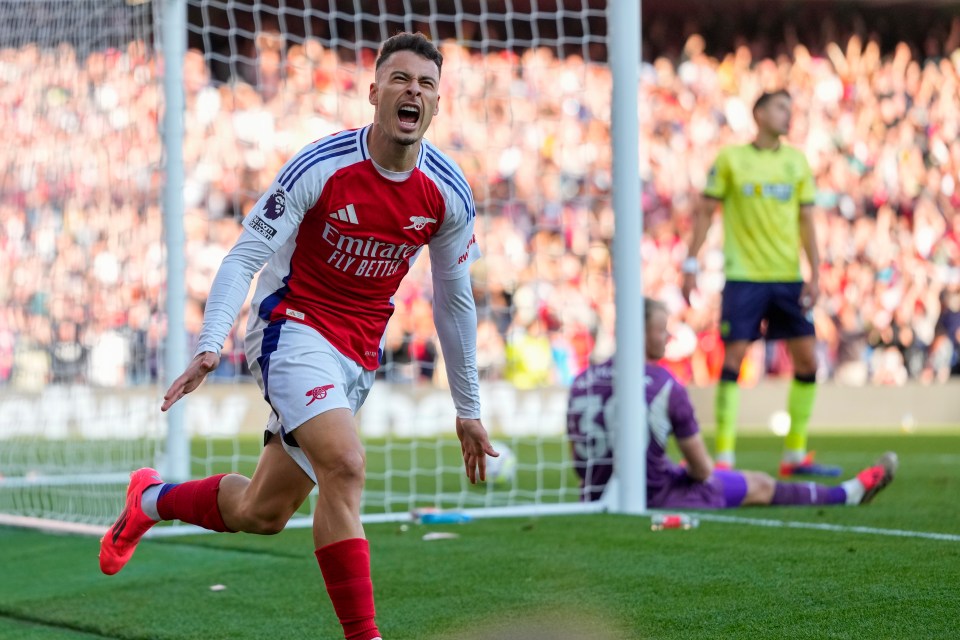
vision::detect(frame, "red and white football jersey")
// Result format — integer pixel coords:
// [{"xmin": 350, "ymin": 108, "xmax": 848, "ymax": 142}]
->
[{"xmin": 242, "ymin": 126, "xmax": 480, "ymax": 370}]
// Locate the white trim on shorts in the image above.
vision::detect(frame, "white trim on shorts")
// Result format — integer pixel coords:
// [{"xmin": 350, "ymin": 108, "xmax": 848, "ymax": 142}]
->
[{"xmin": 246, "ymin": 319, "xmax": 375, "ymax": 482}]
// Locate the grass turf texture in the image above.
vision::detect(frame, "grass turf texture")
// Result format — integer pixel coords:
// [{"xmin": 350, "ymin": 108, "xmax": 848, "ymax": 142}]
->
[{"xmin": 2, "ymin": 433, "xmax": 959, "ymax": 639}]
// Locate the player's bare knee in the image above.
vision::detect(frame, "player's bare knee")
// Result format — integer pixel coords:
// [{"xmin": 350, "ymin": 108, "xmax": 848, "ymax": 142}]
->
[
  {"xmin": 792, "ymin": 350, "xmax": 817, "ymax": 376},
  {"xmin": 231, "ymin": 487, "xmax": 297, "ymax": 535},
  {"xmin": 789, "ymin": 340, "xmax": 818, "ymax": 376},
  {"xmin": 723, "ymin": 354, "xmax": 744, "ymax": 370},
  {"xmin": 239, "ymin": 504, "xmax": 291, "ymax": 535},
  {"xmin": 252, "ymin": 514, "xmax": 288, "ymax": 535},
  {"xmin": 723, "ymin": 342, "xmax": 749, "ymax": 369},
  {"xmin": 743, "ymin": 471, "xmax": 775, "ymax": 505},
  {"xmin": 794, "ymin": 360, "xmax": 817, "ymax": 377},
  {"xmin": 243, "ymin": 512, "xmax": 287, "ymax": 535},
  {"xmin": 319, "ymin": 449, "xmax": 366, "ymax": 488},
  {"xmin": 754, "ymin": 473, "xmax": 776, "ymax": 503}
]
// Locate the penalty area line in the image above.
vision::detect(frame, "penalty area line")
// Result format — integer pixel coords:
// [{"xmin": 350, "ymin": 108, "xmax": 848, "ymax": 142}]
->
[{"xmin": 692, "ymin": 512, "xmax": 960, "ymax": 542}]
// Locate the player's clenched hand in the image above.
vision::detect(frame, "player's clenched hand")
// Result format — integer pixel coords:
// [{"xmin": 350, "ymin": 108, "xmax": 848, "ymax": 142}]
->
[
  {"xmin": 455, "ymin": 417, "xmax": 498, "ymax": 484},
  {"xmin": 161, "ymin": 352, "xmax": 220, "ymax": 412},
  {"xmin": 681, "ymin": 273, "xmax": 697, "ymax": 304}
]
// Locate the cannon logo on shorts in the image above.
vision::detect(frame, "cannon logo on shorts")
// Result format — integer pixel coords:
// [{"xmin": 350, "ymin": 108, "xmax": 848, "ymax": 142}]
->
[{"xmin": 305, "ymin": 384, "xmax": 335, "ymax": 406}]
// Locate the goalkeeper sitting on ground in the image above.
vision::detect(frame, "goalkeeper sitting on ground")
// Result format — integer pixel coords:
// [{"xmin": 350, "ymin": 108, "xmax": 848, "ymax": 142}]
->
[{"xmin": 565, "ymin": 298, "xmax": 897, "ymax": 509}]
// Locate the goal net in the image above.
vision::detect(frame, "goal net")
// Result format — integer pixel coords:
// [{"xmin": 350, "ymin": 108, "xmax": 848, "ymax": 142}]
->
[
  {"xmin": 0, "ymin": 0, "xmax": 162, "ymax": 532},
  {"xmin": 1, "ymin": 0, "xmax": 622, "ymax": 533}
]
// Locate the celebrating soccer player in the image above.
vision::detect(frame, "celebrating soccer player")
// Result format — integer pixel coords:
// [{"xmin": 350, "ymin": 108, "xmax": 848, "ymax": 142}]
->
[
  {"xmin": 100, "ymin": 33, "xmax": 497, "ymax": 640},
  {"xmin": 567, "ymin": 299, "xmax": 897, "ymax": 510},
  {"xmin": 682, "ymin": 89, "xmax": 839, "ymax": 476}
]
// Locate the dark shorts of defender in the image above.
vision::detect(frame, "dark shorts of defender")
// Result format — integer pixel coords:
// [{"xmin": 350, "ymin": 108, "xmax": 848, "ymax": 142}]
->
[{"xmin": 721, "ymin": 280, "xmax": 815, "ymax": 342}]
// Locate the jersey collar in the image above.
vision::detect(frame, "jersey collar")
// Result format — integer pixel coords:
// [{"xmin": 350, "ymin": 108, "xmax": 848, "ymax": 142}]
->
[{"xmin": 750, "ymin": 140, "xmax": 782, "ymax": 152}]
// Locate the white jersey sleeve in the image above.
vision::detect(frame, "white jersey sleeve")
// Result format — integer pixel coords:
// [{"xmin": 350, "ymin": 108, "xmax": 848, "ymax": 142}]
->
[
  {"xmin": 195, "ymin": 230, "xmax": 273, "ymax": 356},
  {"xmin": 242, "ymin": 130, "xmax": 357, "ymax": 250},
  {"xmin": 421, "ymin": 145, "xmax": 481, "ymax": 280},
  {"xmin": 432, "ymin": 271, "xmax": 481, "ymax": 419}
]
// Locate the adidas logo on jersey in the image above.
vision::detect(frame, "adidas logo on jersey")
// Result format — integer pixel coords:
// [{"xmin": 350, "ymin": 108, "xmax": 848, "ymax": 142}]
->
[{"xmin": 330, "ymin": 204, "xmax": 359, "ymax": 224}]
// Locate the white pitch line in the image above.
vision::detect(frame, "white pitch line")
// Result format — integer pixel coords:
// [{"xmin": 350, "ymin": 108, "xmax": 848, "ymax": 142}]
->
[
  {"xmin": 4, "ymin": 510, "xmax": 957, "ymax": 543},
  {"xmin": 0, "ymin": 514, "xmax": 108, "ymax": 537},
  {"xmin": 692, "ymin": 512, "xmax": 960, "ymax": 542}
]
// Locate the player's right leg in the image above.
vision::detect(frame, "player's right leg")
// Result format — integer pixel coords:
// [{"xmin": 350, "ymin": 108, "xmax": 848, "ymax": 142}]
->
[
  {"xmin": 737, "ymin": 471, "xmax": 776, "ymax": 505},
  {"xmin": 215, "ymin": 436, "xmax": 315, "ymax": 533},
  {"xmin": 99, "ymin": 467, "xmax": 164, "ymax": 575},
  {"xmin": 100, "ymin": 437, "xmax": 314, "ymax": 575},
  {"xmin": 715, "ymin": 281, "xmax": 767, "ymax": 469},
  {"xmin": 737, "ymin": 469, "xmax": 853, "ymax": 506},
  {"xmin": 715, "ymin": 338, "xmax": 749, "ymax": 469},
  {"xmin": 739, "ymin": 452, "xmax": 897, "ymax": 507},
  {"xmin": 143, "ymin": 435, "xmax": 313, "ymax": 536}
]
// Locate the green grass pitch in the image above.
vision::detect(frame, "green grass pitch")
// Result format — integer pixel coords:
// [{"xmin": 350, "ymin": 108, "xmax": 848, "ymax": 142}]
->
[{"xmin": 2, "ymin": 433, "xmax": 959, "ymax": 639}]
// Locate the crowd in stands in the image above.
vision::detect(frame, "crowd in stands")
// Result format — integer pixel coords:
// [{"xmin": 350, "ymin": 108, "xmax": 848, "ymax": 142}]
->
[{"xmin": 3, "ymin": 10, "xmax": 960, "ymax": 391}]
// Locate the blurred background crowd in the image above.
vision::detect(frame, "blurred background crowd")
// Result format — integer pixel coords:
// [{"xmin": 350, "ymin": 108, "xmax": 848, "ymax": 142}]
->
[{"xmin": 2, "ymin": 1, "xmax": 960, "ymax": 391}]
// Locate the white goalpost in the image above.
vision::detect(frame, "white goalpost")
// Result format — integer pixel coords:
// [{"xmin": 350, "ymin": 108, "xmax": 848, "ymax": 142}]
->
[
  {"xmin": 609, "ymin": 0, "xmax": 646, "ymax": 514},
  {"xmin": 0, "ymin": 0, "xmax": 645, "ymax": 535}
]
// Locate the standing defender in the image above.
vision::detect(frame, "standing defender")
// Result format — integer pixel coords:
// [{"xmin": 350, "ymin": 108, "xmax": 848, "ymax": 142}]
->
[{"xmin": 683, "ymin": 90, "xmax": 839, "ymax": 476}]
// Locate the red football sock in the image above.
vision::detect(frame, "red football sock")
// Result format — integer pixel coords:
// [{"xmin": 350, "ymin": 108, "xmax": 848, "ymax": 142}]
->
[
  {"xmin": 156, "ymin": 474, "xmax": 233, "ymax": 532},
  {"xmin": 315, "ymin": 538, "xmax": 380, "ymax": 640}
]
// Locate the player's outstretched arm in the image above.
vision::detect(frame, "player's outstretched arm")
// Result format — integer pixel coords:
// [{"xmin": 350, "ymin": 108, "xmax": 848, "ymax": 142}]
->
[
  {"xmin": 431, "ymin": 271, "xmax": 498, "ymax": 482},
  {"xmin": 165, "ymin": 229, "xmax": 274, "ymax": 413},
  {"xmin": 161, "ymin": 351, "xmax": 220, "ymax": 411},
  {"xmin": 456, "ymin": 417, "xmax": 498, "ymax": 484}
]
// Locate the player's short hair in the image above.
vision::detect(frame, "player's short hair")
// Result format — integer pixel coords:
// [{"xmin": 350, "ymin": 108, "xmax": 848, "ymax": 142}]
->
[
  {"xmin": 753, "ymin": 89, "xmax": 791, "ymax": 114},
  {"xmin": 644, "ymin": 298, "xmax": 668, "ymax": 323},
  {"xmin": 376, "ymin": 32, "xmax": 443, "ymax": 76}
]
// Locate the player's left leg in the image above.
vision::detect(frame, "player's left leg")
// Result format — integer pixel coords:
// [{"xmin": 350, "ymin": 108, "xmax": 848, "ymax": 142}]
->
[
  {"xmin": 783, "ymin": 335, "xmax": 817, "ymax": 463},
  {"xmin": 767, "ymin": 452, "xmax": 897, "ymax": 507},
  {"xmin": 736, "ymin": 471, "xmax": 775, "ymax": 505},
  {"xmin": 736, "ymin": 469, "xmax": 848, "ymax": 506},
  {"xmin": 731, "ymin": 452, "xmax": 897, "ymax": 508},
  {"xmin": 781, "ymin": 335, "xmax": 841, "ymax": 476},
  {"xmin": 715, "ymin": 281, "xmax": 768, "ymax": 469},
  {"xmin": 768, "ymin": 283, "xmax": 840, "ymax": 477},
  {"xmin": 295, "ymin": 408, "xmax": 380, "ymax": 640},
  {"xmin": 244, "ymin": 322, "xmax": 380, "ymax": 639}
]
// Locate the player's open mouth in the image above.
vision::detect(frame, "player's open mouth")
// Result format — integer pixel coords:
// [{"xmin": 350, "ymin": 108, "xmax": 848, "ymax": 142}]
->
[{"xmin": 397, "ymin": 103, "xmax": 421, "ymax": 132}]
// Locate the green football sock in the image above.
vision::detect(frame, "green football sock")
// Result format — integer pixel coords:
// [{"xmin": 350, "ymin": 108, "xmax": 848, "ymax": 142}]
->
[
  {"xmin": 785, "ymin": 378, "xmax": 817, "ymax": 454},
  {"xmin": 714, "ymin": 380, "xmax": 740, "ymax": 462}
]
